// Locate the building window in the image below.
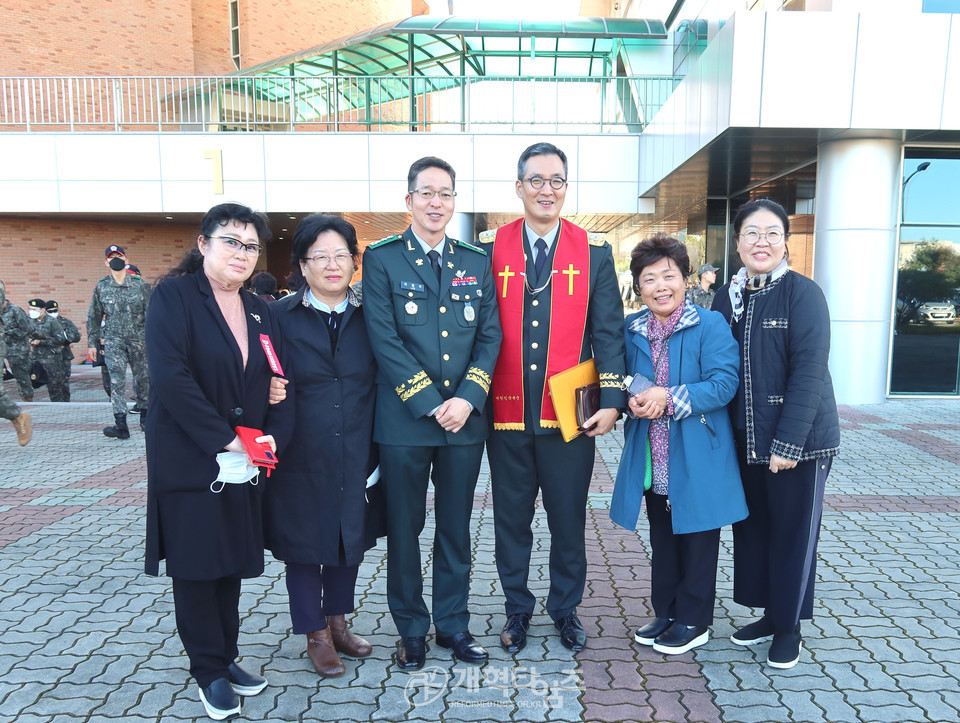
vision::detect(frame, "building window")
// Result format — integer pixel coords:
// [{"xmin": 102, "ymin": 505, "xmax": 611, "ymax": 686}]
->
[
  {"xmin": 230, "ymin": 0, "xmax": 241, "ymax": 70},
  {"xmin": 893, "ymin": 150, "xmax": 960, "ymax": 394}
]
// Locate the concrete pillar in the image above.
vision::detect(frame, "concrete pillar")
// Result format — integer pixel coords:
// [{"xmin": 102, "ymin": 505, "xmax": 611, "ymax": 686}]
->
[
  {"xmin": 447, "ymin": 212, "xmax": 476, "ymax": 243},
  {"xmin": 814, "ymin": 131, "xmax": 901, "ymax": 404}
]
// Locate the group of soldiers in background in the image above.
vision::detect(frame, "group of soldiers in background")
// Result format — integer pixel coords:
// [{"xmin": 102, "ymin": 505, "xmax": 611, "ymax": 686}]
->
[
  {"xmin": 2, "ymin": 294, "xmax": 81, "ymax": 402},
  {"xmin": 1, "ymin": 244, "xmax": 151, "ymax": 443}
]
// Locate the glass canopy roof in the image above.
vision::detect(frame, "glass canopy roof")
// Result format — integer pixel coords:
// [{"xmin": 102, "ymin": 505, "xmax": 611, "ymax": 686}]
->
[{"xmin": 238, "ymin": 16, "xmax": 668, "ymax": 79}]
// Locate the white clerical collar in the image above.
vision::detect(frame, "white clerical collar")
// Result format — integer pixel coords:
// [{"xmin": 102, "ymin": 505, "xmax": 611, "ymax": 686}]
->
[
  {"xmin": 523, "ymin": 221, "xmax": 560, "ymax": 253},
  {"xmin": 412, "ymin": 231, "xmax": 446, "ymax": 257},
  {"xmin": 305, "ymin": 288, "xmax": 349, "ymax": 314}
]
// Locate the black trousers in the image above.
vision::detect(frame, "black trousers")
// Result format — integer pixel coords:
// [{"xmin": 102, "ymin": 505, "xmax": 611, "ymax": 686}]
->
[
  {"xmin": 172, "ymin": 576, "xmax": 241, "ymax": 688},
  {"xmin": 488, "ymin": 430, "xmax": 595, "ymax": 622},
  {"xmin": 284, "ymin": 562, "xmax": 359, "ymax": 634},
  {"xmin": 645, "ymin": 491, "xmax": 721, "ymax": 628},
  {"xmin": 733, "ymin": 442, "xmax": 832, "ymax": 632},
  {"xmin": 380, "ymin": 442, "xmax": 484, "ymax": 637}
]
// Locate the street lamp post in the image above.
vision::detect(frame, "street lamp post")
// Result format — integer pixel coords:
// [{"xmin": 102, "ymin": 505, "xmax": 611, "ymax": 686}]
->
[{"xmin": 901, "ymin": 161, "xmax": 931, "ymax": 221}]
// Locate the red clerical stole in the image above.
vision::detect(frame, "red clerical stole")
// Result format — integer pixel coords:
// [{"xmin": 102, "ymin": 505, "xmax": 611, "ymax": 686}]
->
[{"xmin": 491, "ymin": 218, "xmax": 589, "ymax": 430}]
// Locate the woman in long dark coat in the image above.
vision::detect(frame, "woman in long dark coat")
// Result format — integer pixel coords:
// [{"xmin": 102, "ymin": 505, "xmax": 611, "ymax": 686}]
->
[
  {"xmin": 264, "ymin": 214, "xmax": 378, "ymax": 678},
  {"xmin": 145, "ymin": 203, "xmax": 283, "ymax": 720}
]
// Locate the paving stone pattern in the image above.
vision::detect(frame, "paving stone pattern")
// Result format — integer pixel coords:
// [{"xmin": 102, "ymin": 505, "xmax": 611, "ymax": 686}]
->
[{"xmin": 2, "ymin": 370, "xmax": 960, "ymax": 722}]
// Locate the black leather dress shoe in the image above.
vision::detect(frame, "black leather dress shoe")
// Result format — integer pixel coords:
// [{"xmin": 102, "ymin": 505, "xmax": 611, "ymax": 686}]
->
[
  {"xmin": 395, "ymin": 636, "xmax": 428, "ymax": 670},
  {"xmin": 500, "ymin": 613, "xmax": 532, "ymax": 653},
  {"xmin": 555, "ymin": 613, "xmax": 587, "ymax": 651},
  {"xmin": 436, "ymin": 631, "xmax": 489, "ymax": 663}
]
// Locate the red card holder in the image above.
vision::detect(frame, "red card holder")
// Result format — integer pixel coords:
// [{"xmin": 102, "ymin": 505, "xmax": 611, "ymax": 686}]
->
[{"xmin": 235, "ymin": 426, "xmax": 277, "ymax": 474}]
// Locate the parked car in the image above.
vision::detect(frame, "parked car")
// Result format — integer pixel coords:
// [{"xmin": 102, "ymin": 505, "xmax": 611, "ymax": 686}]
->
[{"xmin": 917, "ymin": 300, "xmax": 957, "ymax": 323}]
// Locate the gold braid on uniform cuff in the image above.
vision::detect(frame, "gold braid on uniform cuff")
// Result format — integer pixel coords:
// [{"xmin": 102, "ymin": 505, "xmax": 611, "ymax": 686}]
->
[
  {"xmin": 396, "ymin": 370, "xmax": 432, "ymax": 402},
  {"xmin": 465, "ymin": 367, "xmax": 491, "ymax": 394},
  {"xmin": 599, "ymin": 372, "xmax": 623, "ymax": 389}
]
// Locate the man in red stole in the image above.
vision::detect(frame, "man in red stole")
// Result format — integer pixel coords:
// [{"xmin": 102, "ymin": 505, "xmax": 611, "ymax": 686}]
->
[{"xmin": 484, "ymin": 142, "xmax": 626, "ymax": 653}]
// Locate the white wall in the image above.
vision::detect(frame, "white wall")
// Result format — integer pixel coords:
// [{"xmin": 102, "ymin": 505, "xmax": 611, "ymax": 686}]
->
[{"xmin": 0, "ymin": 133, "xmax": 641, "ymax": 215}]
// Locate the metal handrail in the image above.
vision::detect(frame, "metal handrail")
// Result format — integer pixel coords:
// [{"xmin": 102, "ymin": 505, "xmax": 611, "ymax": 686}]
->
[{"xmin": 0, "ymin": 75, "xmax": 682, "ymax": 133}]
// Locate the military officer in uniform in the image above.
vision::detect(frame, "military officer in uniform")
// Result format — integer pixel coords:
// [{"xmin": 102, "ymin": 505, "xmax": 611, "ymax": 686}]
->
[
  {"xmin": 0, "ymin": 280, "xmax": 31, "ymax": 445},
  {"xmin": 44, "ymin": 300, "xmax": 81, "ymax": 402},
  {"xmin": 484, "ymin": 142, "xmax": 626, "ymax": 653},
  {"xmin": 28, "ymin": 298, "xmax": 69, "ymax": 402},
  {"xmin": 86, "ymin": 244, "xmax": 151, "ymax": 438},
  {"xmin": 687, "ymin": 263, "xmax": 718, "ymax": 309},
  {"xmin": 1, "ymin": 292, "xmax": 34, "ymax": 401},
  {"xmin": 362, "ymin": 156, "xmax": 502, "ymax": 671}
]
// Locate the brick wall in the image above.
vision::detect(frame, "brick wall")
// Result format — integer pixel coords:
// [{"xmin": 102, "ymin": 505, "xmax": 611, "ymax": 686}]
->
[
  {"xmin": 0, "ymin": 0, "xmax": 197, "ymax": 76},
  {"xmin": 0, "ymin": 0, "xmax": 426, "ymax": 78},
  {"xmin": 241, "ymin": 0, "xmax": 419, "ymax": 70},
  {"xmin": 0, "ymin": 217, "xmax": 198, "ymax": 356}
]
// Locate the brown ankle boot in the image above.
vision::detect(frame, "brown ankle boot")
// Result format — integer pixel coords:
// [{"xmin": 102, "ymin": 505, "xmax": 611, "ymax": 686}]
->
[
  {"xmin": 327, "ymin": 614, "xmax": 372, "ymax": 657},
  {"xmin": 12, "ymin": 411, "xmax": 31, "ymax": 446},
  {"xmin": 306, "ymin": 627, "xmax": 346, "ymax": 677}
]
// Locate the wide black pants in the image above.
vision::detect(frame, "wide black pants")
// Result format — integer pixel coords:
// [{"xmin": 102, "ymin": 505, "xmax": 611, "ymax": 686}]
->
[
  {"xmin": 172, "ymin": 576, "xmax": 241, "ymax": 688},
  {"xmin": 380, "ymin": 442, "xmax": 484, "ymax": 638},
  {"xmin": 733, "ymin": 444, "xmax": 832, "ymax": 633},
  {"xmin": 488, "ymin": 430, "xmax": 595, "ymax": 622},
  {"xmin": 644, "ymin": 491, "xmax": 721, "ymax": 627}
]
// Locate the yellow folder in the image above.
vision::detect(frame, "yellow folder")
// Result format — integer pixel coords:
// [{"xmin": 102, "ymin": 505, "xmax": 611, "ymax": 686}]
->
[{"xmin": 547, "ymin": 358, "xmax": 600, "ymax": 443}]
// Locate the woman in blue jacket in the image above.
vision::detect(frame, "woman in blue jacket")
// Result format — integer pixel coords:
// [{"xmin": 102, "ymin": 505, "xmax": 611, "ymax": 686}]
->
[
  {"xmin": 713, "ymin": 199, "xmax": 839, "ymax": 670},
  {"xmin": 611, "ymin": 233, "xmax": 747, "ymax": 656}
]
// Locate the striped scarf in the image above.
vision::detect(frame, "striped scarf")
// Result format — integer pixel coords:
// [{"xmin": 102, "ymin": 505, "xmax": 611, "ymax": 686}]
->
[
  {"xmin": 728, "ymin": 258, "xmax": 789, "ymax": 323},
  {"xmin": 646, "ymin": 303, "xmax": 684, "ymax": 496}
]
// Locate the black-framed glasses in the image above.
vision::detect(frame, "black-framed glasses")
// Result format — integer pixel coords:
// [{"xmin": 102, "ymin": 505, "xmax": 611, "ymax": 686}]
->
[
  {"xmin": 206, "ymin": 235, "xmax": 262, "ymax": 256},
  {"xmin": 739, "ymin": 229, "xmax": 786, "ymax": 246},
  {"xmin": 411, "ymin": 188, "xmax": 456, "ymax": 201},
  {"xmin": 523, "ymin": 176, "xmax": 567, "ymax": 190}
]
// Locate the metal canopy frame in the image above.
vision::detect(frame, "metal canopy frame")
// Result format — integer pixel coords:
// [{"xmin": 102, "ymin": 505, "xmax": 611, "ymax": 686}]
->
[{"xmin": 238, "ymin": 16, "xmax": 668, "ymax": 81}]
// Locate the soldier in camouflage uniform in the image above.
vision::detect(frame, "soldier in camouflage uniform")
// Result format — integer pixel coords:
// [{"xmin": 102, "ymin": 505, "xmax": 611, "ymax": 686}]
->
[
  {"xmin": 28, "ymin": 298, "xmax": 70, "ymax": 402},
  {"xmin": 0, "ymin": 280, "xmax": 32, "ymax": 445},
  {"xmin": 45, "ymin": 300, "xmax": 82, "ymax": 402},
  {"xmin": 1, "ymin": 291, "xmax": 34, "ymax": 401},
  {"xmin": 687, "ymin": 263, "xmax": 719, "ymax": 309},
  {"xmin": 86, "ymin": 245, "xmax": 151, "ymax": 439}
]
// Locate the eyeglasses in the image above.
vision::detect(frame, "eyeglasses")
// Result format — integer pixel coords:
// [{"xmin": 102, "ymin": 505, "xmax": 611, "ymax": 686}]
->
[
  {"xmin": 739, "ymin": 229, "xmax": 786, "ymax": 246},
  {"xmin": 522, "ymin": 176, "xmax": 567, "ymax": 190},
  {"xmin": 411, "ymin": 188, "xmax": 456, "ymax": 201},
  {"xmin": 207, "ymin": 235, "xmax": 262, "ymax": 256},
  {"xmin": 305, "ymin": 253, "xmax": 354, "ymax": 267}
]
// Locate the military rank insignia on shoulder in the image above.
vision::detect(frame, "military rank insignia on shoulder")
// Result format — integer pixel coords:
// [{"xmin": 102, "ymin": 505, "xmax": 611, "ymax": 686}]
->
[
  {"xmin": 587, "ymin": 235, "xmax": 607, "ymax": 248},
  {"xmin": 478, "ymin": 229, "xmax": 496, "ymax": 245},
  {"xmin": 456, "ymin": 239, "xmax": 487, "ymax": 256},
  {"xmin": 368, "ymin": 234, "xmax": 403, "ymax": 249}
]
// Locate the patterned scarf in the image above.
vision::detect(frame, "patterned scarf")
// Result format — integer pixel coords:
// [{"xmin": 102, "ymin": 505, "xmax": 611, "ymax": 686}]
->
[
  {"xmin": 728, "ymin": 258, "xmax": 789, "ymax": 322},
  {"xmin": 646, "ymin": 302, "xmax": 684, "ymax": 496}
]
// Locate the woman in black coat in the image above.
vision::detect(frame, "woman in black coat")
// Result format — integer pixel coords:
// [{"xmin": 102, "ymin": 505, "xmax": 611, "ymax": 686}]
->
[
  {"xmin": 713, "ymin": 198, "xmax": 840, "ymax": 671},
  {"xmin": 145, "ymin": 203, "xmax": 283, "ymax": 720},
  {"xmin": 264, "ymin": 214, "xmax": 378, "ymax": 678}
]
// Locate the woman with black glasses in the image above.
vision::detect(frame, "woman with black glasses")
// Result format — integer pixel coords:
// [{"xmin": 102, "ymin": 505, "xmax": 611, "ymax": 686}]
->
[{"xmin": 145, "ymin": 203, "xmax": 284, "ymax": 720}]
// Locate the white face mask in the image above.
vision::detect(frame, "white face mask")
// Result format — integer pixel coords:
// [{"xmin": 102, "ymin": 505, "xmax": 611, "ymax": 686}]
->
[
  {"xmin": 28, "ymin": 309, "xmax": 42, "ymax": 319},
  {"xmin": 47, "ymin": 311, "xmax": 59, "ymax": 318}
]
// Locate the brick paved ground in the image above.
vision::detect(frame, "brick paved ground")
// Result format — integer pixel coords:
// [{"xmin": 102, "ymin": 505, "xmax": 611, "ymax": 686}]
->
[{"xmin": 1, "ymin": 367, "xmax": 959, "ymax": 722}]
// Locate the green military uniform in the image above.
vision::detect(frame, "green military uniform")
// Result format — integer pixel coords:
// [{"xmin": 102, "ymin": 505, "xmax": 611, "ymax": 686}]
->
[
  {"xmin": 86, "ymin": 274, "xmax": 151, "ymax": 417},
  {"xmin": 0, "ymin": 281, "xmax": 25, "ymax": 422},
  {"xmin": 362, "ymin": 227, "xmax": 501, "ymax": 638},
  {"xmin": 50, "ymin": 311, "xmax": 81, "ymax": 402},
  {"xmin": 2, "ymin": 297, "xmax": 33, "ymax": 400},
  {"xmin": 485, "ymin": 219, "xmax": 626, "ymax": 623},
  {"xmin": 30, "ymin": 309, "xmax": 68, "ymax": 402},
  {"xmin": 687, "ymin": 285, "xmax": 716, "ymax": 309}
]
